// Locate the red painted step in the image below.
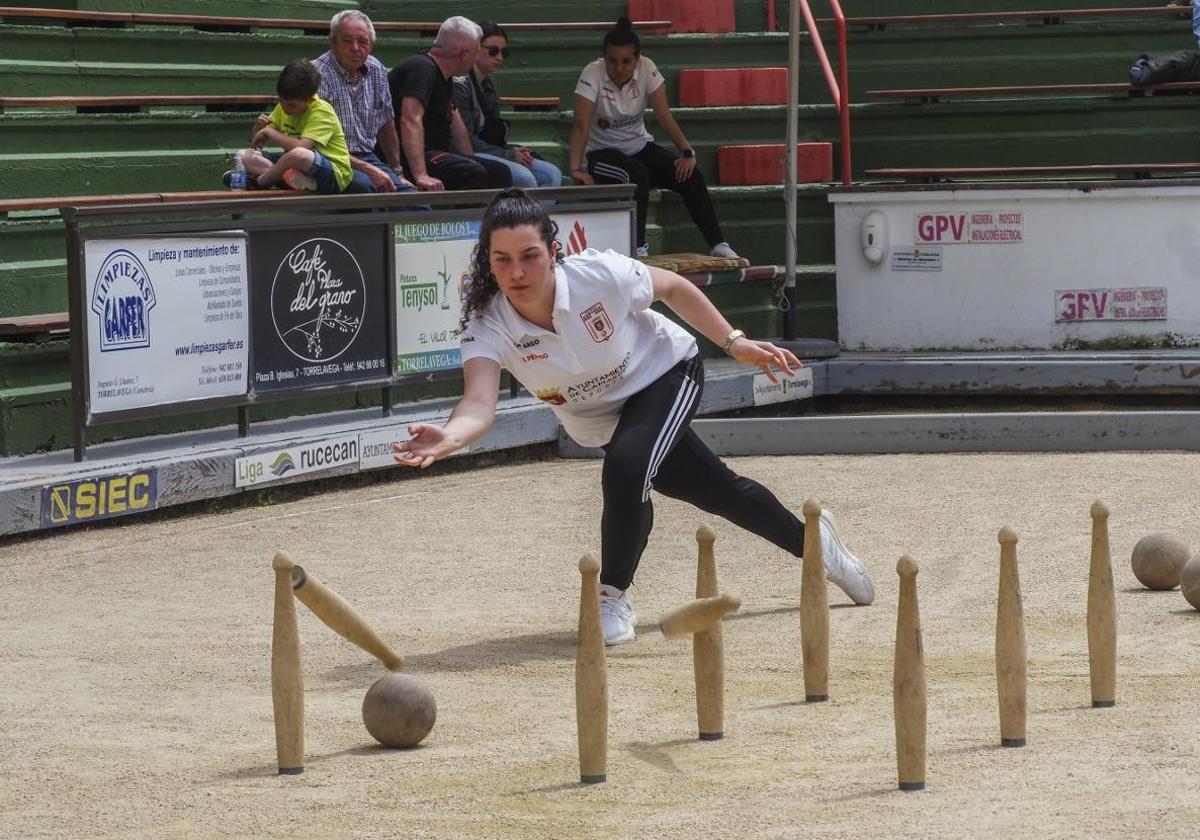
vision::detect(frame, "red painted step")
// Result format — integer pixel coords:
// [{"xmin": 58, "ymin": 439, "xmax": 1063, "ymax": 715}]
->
[
  {"xmin": 718, "ymin": 143, "xmax": 834, "ymax": 185},
  {"xmin": 678, "ymin": 68, "xmax": 788, "ymax": 106},
  {"xmin": 627, "ymin": 0, "xmax": 735, "ymax": 34}
]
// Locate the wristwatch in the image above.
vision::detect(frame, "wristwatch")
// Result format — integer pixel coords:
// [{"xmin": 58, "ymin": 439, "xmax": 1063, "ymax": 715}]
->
[
  {"xmin": 720, "ymin": 328, "xmax": 745, "ymax": 355},
  {"xmin": 681, "ymin": 148, "xmax": 695, "ymax": 159}
]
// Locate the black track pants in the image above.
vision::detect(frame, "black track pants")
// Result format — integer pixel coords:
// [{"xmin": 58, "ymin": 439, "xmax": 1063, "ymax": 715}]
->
[
  {"xmin": 586, "ymin": 142, "xmax": 724, "ymax": 249},
  {"xmin": 599, "ymin": 355, "xmax": 807, "ymax": 591},
  {"xmin": 425, "ymin": 150, "xmax": 512, "ymax": 190}
]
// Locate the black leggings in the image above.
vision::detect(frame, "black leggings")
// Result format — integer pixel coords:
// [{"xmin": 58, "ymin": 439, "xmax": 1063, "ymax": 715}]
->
[
  {"xmin": 599, "ymin": 355, "xmax": 806, "ymax": 591},
  {"xmin": 586, "ymin": 142, "xmax": 724, "ymax": 249}
]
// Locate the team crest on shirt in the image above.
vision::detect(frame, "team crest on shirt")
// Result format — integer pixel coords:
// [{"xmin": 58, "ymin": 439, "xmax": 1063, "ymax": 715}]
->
[
  {"xmin": 580, "ymin": 301, "xmax": 614, "ymax": 343},
  {"xmin": 535, "ymin": 387, "xmax": 567, "ymax": 405}
]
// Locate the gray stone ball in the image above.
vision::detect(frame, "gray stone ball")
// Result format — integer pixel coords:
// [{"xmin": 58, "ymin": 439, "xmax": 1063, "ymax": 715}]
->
[
  {"xmin": 1181, "ymin": 554, "xmax": 1200, "ymax": 611},
  {"xmin": 1130, "ymin": 533, "xmax": 1190, "ymax": 590},
  {"xmin": 362, "ymin": 672, "xmax": 436, "ymax": 749}
]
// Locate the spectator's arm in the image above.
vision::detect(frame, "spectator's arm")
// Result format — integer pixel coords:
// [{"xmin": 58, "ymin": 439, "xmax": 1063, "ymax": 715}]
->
[
  {"xmin": 400, "ymin": 96, "xmax": 443, "ymax": 190},
  {"xmin": 648, "ymin": 85, "xmax": 691, "ymax": 156},
  {"xmin": 349, "ymin": 154, "xmax": 397, "ymax": 193},
  {"xmin": 253, "ymin": 127, "xmax": 314, "ymax": 152},
  {"xmin": 399, "ymin": 96, "xmax": 429, "ymax": 178},
  {"xmin": 251, "ymin": 113, "xmax": 271, "ymax": 142},
  {"xmin": 568, "ymin": 94, "xmax": 596, "ymax": 185},
  {"xmin": 377, "ymin": 121, "xmax": 403, "ymax": 172},
  {"xmin": 648, "ymin": 86, "xmax": 695, "ymax": 182},
  {"xmin": 450, "ymin": 108, "xmax": 474, "ymax": 157}
]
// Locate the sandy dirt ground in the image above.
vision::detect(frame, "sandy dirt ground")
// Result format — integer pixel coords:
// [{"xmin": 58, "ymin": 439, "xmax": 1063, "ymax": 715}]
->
[{"xmin": 1, "ymin": 451, "xmax": 1198, "ymax": 839}]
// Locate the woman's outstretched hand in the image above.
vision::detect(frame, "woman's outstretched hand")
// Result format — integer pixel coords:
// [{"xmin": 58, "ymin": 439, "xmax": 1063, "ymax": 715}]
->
[
  {"xmin": 393, "ymin": 423, "xmax": 455, "ymax": 469},
  {"xmin": 728, "ymin": 338, "xmax": 803, "ymax": 384}
]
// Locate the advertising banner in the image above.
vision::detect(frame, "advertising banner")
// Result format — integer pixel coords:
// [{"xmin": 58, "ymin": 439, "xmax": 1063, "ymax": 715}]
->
[
  {"xmin": 234, "ymin": 435, "xmax": 360, "ymax": 488},
  {"xmin": 392, "ymin": 209, "xmax": 631, "ymax": 376},
  {"xmin": 393, "ymin": 219, "xmax": 479, "ymax": 375},
  {"xmin": 84, "ymin": 234, "xmax": 249, "ymax": 415},
  {"xmin": 250, "ymin": 227, "xmax": 390, "ymax": 393},
  {"xmin": 751, "ymin": 368, "xmax": 814, "ymax": 406},
  {"xmin": 1055, "ymin": 287, "xmax": 1168, "ymax": 323},
  {"xmin": 40, "ymin": 469, "xmax": 158, "ymax": 528}
]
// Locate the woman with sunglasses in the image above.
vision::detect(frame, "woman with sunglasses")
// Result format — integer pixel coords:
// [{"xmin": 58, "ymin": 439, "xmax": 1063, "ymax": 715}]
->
[
  {"xmin": 569, "ymin": 16, "xmax": 736, "ymax": 259},
  {"xmin": 453, "ymin": 21, "xmax": 563, "ymax": 190}
]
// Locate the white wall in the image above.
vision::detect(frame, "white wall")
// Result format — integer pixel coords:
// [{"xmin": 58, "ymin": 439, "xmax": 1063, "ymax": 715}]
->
[{"xmin": 830, "ymin": 184, "xmax": 1200, "ymax": 351}]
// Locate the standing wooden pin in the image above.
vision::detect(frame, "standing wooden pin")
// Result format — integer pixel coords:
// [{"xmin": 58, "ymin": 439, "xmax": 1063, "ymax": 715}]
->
[
  {"xmin": 694, "ymin": 525, "xmax": 724, "ymax": 739},
  {"xmin": 660, "ymin": 592, "xmax": 741, "ymax": 740},
  {"xmin": 1087, "ymin": 501, "xmax": 1117, "ymax": 708},
  {"xmin": 894, "ymin": 555, "xmax": 926, "ymax": 791},
  {"xmin": 801, "ymin": 499, "xmax": 829, "ymax": 702},
  {"xmin": 271, "ymin": 551, "xmax": 304, "ymax": 774},
  {"xmin": 575, "ymin": 553, "xmax": 608, "ymax": 784},
  {"xmin": 996, "ymin": 527, "xmax": 1027, "ymax": 747},
  {"xmin": 290, "ymin": 564, "xmax": 403, "ymax": 671}
]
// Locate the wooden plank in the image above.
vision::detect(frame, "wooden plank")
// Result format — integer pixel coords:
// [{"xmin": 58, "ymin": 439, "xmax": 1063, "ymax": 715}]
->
[
  {"xmin": 819, "ymin": 6, "xmax": 1190, "ymax": 26},
  {"xmin": 0, "ymin": 193, "xmax": 163, "ymax": 212},
  {"xmin": 0, "ymin": 313, "xmax": 69, "ymax": 335},
  {"xmin": 867, "ymin": 164, "xmax": 1200, "ymax": 182},
  {"xmin": 868, "ymin": 82, "xmax": 1200, "ymax": 100},
  {"xmin": 0, "ymin": 94, "xmax": 557, "ymax": 114},
  {"xmin": 0, "ymin": 188, "xmax": 319, "ymax": 213},
  {"xmin": 0, "ymin": 6, "xmax": 131, "ymax": 24},
  {"xmin": 0, "ymin": 7, "xmax": 669, "ymax": 34},
  {"xmin": 157, "ymin": 190, "xmax": 310, "ymax": 203},
  {"xmin": 0, "ymin": 95, "xmax": 275, "ymax": 111}
]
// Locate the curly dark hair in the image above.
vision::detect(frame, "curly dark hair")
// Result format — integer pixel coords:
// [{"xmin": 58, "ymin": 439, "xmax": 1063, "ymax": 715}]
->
[{"xmin": 460, "ymin": 188, "xmax": 564, "ymax": 330}]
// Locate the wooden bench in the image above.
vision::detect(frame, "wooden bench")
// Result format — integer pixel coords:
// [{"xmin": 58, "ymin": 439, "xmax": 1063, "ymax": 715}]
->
[
  {"xmin": 0, "ymin": 94, "xmax": 561, "ymax": 114},
  {"xmin": 0, "ymin": 7, "xmax": 669, "ymax": 34},
  {"xmin": 867, "ymin": 163, "xmax": 1200, "ymax": 182},
  {"xmin": 0, "ymin": 191, "xmax": 313, "ymax": 217},
  {"xmin": 818, "ymin": 6, "xmax": 1194, "ymax": 29},
  {"xmin": 868, "ymin": 82, "xmax": 1200, "ymax": 103},
  {"xmin": 0, "ymin": 312, "xmax": 69, "ymax": 341}
]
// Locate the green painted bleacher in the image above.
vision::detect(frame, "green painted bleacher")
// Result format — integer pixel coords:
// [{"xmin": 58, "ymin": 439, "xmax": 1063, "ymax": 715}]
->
[
  {"xmin": 2, "ymin": 0, "xmax": 355, "ymax": 15},
  {"xmin": 4, "ymin": 1, "xmax": 1197, "ymax": 453}
]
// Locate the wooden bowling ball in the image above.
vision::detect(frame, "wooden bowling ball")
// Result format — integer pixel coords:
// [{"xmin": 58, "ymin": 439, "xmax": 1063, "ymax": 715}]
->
[
  {"xmin": 362, "ymin": 673, "xmax": 436, "ymax": 748},
  {"xmin": 1130, "ymin": 533, "xmax": 1190, "ymax": 590},
  {"xmin": 1181, "ymin": 554, "xmax": 1200, "ymax": 611}
]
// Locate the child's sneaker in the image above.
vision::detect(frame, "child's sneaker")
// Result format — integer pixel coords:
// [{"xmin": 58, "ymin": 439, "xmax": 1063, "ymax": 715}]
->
[
  {"xmin": 820, "ymin": 509, "xmax": 875, "ymax": 605},
  {"xmin": 282, "ymin": 168, "xmax": 318, "ymax": 191},
  {"xmin": 598, "ymin": 585, "xmax": 637, "ymax": 646},
  {"xmin": 709, "ymin": 242, "xmax": 739, "ymax": 259},
  {"xmin": 634, "ymin": 243, "xmax": 650, "ymax": 258}
]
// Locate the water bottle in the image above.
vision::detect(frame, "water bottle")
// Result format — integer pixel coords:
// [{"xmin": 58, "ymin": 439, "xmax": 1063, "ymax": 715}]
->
[{"xmin": 228, "ymin": 153, "xmax": 250, "ymax": 191}]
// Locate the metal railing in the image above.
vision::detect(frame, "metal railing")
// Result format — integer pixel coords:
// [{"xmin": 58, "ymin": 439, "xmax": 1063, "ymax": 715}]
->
[
  {"xmin": 782, "ymin": 1, "xmax": 852, "ymax": 341},
  {"xmin": 799, "ymin": 0, "xmax": 852, "ymax": 186}
]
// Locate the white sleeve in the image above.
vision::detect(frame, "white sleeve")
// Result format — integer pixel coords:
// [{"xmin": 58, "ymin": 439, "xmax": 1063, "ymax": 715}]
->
[
  {"xmin": 641, "ymin": 57, "xmax": 664, "ymax": 97},
  {"xmin": 574, "ymin": 61, "xmax": 601, "ymax": 102},
  {"xmin": 600, "ymin": 250, "xmax": 654, "ymax": 312},
  {"xmin": 459, "ymin": 318, "xmax": 504, "ymax": 366}
]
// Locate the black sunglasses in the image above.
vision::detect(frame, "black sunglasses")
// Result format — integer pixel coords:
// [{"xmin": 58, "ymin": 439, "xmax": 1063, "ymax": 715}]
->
[{"xmin": 485, "ymin": 45, "xmax": 510, "ymax": 58}]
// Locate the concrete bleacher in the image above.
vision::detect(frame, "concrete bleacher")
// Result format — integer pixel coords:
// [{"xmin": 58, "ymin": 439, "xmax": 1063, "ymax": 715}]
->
[{"xmin": 5, "ymin": 1, "xmax": 1197, "ymax": 458}]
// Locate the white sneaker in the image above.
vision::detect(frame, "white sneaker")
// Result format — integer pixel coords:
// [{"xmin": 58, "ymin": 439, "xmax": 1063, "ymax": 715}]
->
[
  {"xmin": 709, "ymin": 242, "xmax": 739, "ymax": 259},
  {"xmin": 635, "ymin": 243, "xmax": 650, "ymax": 258},
  {"xmin": 819, "ymin": 509, "xmax": 875, "ymax": 605},
  {"xmin": 599, "ymin": 586, "xmax": 637, "ymax": 646}
]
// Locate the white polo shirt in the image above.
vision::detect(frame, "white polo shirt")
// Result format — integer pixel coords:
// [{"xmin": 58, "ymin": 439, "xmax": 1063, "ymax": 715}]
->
[
  {"xmin": 574, "ymin": 56, "xmax": 663, "ymax": 156},
  {"xmin": 460, "ymin": 249, "xmax": 697, "ymax": 447}
]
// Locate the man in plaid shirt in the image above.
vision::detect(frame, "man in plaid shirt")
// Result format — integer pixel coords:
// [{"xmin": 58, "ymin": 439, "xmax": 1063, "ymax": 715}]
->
[{"xmin": 314, "ymin": 10, "xmax": 416, "ymax": 193}]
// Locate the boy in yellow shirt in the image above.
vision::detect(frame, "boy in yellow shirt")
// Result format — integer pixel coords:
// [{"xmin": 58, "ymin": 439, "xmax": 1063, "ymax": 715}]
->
[{"xmin": 226, "ymin": 59, "xmax": 369, "ymax": 193}]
